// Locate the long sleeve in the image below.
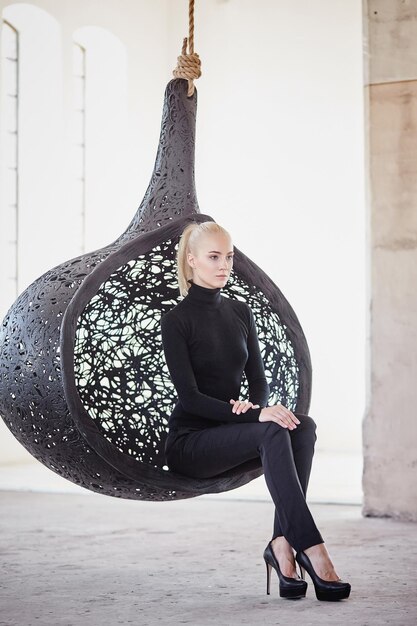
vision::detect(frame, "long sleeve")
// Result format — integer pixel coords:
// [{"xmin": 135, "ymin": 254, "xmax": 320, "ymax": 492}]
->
[
  {"xmin": 244, "ymin": 305, "xmax": 270, "ymax": 407},
  {"xmin": 161, "ymin": 312, "xmax": 262, "ymax": 424}
]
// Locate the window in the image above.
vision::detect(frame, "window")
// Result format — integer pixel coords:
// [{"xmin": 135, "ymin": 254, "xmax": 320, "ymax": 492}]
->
[
  {"xmin": 72, "ymin": 43, "xmax": 86, "ymax": 252},
  {"xmin": 1, "ymin": 20, "xmax": 19, "ymax": 298}
]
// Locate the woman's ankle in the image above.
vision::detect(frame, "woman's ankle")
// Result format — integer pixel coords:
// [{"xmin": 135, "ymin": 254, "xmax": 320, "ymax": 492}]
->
[
  {"xmin": 304, "ymin": 542, "xmax": 326, "ymax": 556},
  {"xmin": 271, "ymin": 535, "xmax": 294, "ymax": 554},
  {"xmin": 271, "ymin": 535, "xmax": 288, "ymax": 546},
  {"xmin": 270, "ymin": 537, "xmax": 298, "ymax": 577},
  {"xmin": 303, "ymin": 544, "xmax": 340, "ymax": 580}
]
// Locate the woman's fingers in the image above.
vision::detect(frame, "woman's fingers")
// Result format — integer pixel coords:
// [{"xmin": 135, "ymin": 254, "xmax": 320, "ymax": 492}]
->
[
  {"xmin": 276, "ymin": 405, "xmax": 300, "ymax": 425},
  {"xmin": 277, "ymin": 416, "xmax": 294, "ymax": 429},
  {"xmin": 274, "ymin": 415, "xmax": 295, "ymax": 429},
  {"xmin": 231, "ymin": 402, "xmax": 298, "ymax": 422},
  {"xmin": 270, "ymin": 409, "xmax": 291, "ymax": 428},
  {"xmin": 229, "ymin": 399, "xmax": 258, "ymax": 414},
  {"xmin": 241, "ymin": 402, "xmax": 257, "ymax": 413},
  {"xmin": 258, "ymin": 404, "xmax": 301, "ymax": 427}
]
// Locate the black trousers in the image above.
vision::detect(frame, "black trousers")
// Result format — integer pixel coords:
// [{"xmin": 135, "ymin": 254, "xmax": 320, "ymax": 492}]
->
[{"xmin": 165, "ymin": 413, "xmax": 324, "ymax": 553}]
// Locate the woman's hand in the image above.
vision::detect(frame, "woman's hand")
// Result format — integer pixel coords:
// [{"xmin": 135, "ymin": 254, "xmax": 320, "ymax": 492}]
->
[
  {"xmin": 229, "ymin": 399, "xmax": 260, "ymax": 414},
  {"xmin": 258, "ymin": 404, "xmax": 300, "ymax": 430}
]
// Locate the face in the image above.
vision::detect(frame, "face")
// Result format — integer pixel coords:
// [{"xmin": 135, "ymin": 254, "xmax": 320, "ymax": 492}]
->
[{"xmin": 187, "ymin": 232, "xmax": 234, "ymax": 289}]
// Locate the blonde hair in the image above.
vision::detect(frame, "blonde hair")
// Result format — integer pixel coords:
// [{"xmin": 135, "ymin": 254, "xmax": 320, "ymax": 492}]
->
[{"xmin": 177, "ymin": 221, "xmax": 232, "ymax": 297}]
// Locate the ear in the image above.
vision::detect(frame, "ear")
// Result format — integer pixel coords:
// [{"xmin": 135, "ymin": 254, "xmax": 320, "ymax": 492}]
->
[{"xmin": 187, "ymin": 252, "xmax": 195, "ymax": 268}]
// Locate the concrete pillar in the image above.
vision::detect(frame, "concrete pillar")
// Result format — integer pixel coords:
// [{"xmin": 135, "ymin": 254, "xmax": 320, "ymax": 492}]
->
[{"xmin": 363, "ymin": 0, "xmax": 417, "ymax": 520}]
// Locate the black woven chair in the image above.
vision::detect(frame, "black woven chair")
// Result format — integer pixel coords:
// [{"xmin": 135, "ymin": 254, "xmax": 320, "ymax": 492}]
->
[{"xmin": 0, "ymin": 79, "xmax": 312, "ymax": 501}]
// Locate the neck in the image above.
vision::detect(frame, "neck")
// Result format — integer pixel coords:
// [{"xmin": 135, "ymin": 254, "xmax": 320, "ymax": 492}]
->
[{"xmin": 186, "ymin": 279, "xmax": 223, "ymax": 308}]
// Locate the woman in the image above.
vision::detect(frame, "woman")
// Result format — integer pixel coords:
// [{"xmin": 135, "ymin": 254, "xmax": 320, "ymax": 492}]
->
[{"xmin": 160, "ymin": 220, "xmax": 351, "ymax": 602}]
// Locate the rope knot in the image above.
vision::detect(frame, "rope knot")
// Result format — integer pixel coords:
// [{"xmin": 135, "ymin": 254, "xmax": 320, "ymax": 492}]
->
[{"xmin": 173, "ymin": 37, "xmax": 202, "ymax": 97}]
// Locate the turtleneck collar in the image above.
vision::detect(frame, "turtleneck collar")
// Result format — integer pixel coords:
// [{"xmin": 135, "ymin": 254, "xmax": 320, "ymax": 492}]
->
[{"xmin": 186, "ymin": 279, "xmax": 223, "ymax": 308}]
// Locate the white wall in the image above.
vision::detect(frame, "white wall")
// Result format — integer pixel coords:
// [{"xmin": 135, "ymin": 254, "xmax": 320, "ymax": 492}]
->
[
  {"xmin": 0, "ymin": 0, "xmax": 365, "ymax": 463},
  {"xmin": 168, "ymin": 0, "xmax": 366, "ymax": 453},
  {"xmin": 0, "ymin": 0, "xmax": 169, "ymax": 462}
]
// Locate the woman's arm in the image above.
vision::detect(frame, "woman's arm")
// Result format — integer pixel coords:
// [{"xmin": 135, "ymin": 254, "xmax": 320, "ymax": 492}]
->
[
  {"xmin": 243, "ymin": 305, "xmax": 270, "ymax": 408},
  {"xmin": 160, "ymin": 312, "xmax": 261, "ymax": 423}
]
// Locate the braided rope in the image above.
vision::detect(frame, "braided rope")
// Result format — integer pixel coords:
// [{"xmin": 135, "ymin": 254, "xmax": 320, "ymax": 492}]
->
[{"xmin": 172, "ymin": 0, "xmax": 201, "ymax": 97}]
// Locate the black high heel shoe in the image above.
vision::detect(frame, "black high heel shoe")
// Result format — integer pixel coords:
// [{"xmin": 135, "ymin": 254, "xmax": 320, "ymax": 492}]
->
[
  {"xmin": 295, "ymin": 550, "xmax": 351, "ymax": 601},
  {"xmin": 263, "ymin": 541, "xmax": 308, "ymax": 599}
]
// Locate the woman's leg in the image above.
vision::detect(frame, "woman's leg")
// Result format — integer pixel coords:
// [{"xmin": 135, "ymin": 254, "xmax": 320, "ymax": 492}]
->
[
  {"xmin": 166, "ymin": 416, "xmax": 324, "ymax": 553},
  {"xmin": 272, "ymin": 412, "xmax": 318, "ymax": 539}
]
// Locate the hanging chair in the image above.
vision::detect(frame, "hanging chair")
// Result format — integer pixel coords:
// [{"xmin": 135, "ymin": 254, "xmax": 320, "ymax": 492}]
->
[{"xmin": 0, "ymin": 77, "xmax": 312, "ymax": 501}]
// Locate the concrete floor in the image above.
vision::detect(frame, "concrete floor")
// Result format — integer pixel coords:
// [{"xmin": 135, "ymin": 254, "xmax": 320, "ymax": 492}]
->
[{"xmin": 0, "ymin": 490, "xmax": 416, "ymax": 626}]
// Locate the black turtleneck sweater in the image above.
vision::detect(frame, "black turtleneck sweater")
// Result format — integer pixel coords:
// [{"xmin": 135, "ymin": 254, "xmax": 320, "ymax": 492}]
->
[{"xmin": 160, "ymin": 279, "xmax": 270, "ymax": 432}]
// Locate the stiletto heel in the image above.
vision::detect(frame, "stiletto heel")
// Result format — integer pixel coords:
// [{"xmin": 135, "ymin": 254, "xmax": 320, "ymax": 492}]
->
[
  {"xmin": 263, "ymin": 541, "xmax": 307, "ymax": 599},
  {"xmin": 295, "ymin": 550, "xmax": 351, "ymax": 601},
  {"xmin": 299, "ymin": 564, "xmax": 306, "ymax": 581},
  {"xmin": 266, "ymin": 561, "xmax": 272, "ymax": 595}
]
